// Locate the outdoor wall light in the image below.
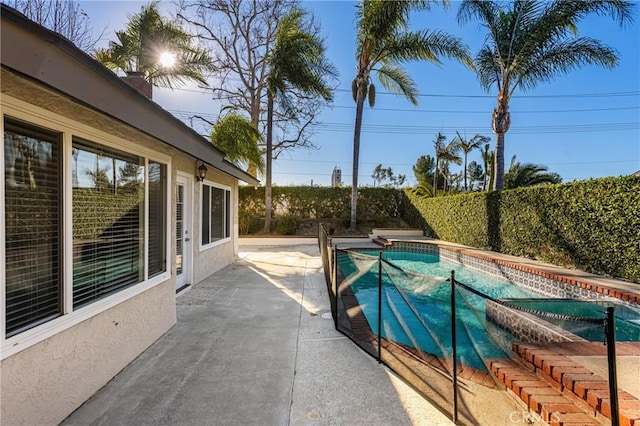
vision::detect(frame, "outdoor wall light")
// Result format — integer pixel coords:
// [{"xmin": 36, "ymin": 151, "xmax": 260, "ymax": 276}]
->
[{"xmin": 196, "ymin": 160, "xmax": 208, "ymax": 182}]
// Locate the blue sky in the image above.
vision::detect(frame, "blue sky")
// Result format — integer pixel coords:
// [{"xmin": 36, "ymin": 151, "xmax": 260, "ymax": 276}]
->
[{"xmin": 81, "ymin": 0, "xmax": 640, "ymax": 186}]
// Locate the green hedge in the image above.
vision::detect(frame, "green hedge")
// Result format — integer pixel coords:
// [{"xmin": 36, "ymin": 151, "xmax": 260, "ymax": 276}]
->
[
  {"xmin": 239, "ymin": 186, "xmax": 402, "ymax": 225},
  {"xmin": 401, "ymin": 176, "xmax": 640, "ymax": 282}
]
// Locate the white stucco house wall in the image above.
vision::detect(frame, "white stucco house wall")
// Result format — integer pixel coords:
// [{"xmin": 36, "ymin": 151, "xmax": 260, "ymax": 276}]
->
[{"xmin": 0, "ymin": 5, "xmax": 259, "ymax": 425}]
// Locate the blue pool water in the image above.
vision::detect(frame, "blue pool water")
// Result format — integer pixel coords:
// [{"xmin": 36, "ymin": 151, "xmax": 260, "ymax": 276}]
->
[{"xmin": 338, "ymin": 250, "xmax": 640, "ymax": 372}]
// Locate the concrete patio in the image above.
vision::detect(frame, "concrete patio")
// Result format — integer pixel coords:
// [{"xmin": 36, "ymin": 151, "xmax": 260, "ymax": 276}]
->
[{"xmin": 62, "ymin": 239, "xmax": 453, "ymax": 426}]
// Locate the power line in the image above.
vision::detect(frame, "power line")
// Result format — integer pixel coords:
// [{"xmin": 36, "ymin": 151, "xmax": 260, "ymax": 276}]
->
[
  {"xmin": 333, "ymin": 88, "xmax": 640, "ymax": 99},
  {"xmin": 167, "ymin": 105, "xmax": 640, "ymax": 117},
  {"xmin": 273, "ymin": 158, "xmax": 638, "ymax": 166},
  {"xmin": 169, "ymin": 110, "xmax": 639, "ymax": 135},
  {"xmin": 163, "ymin": 85, "xmax": 640, "ymax": 100},
  {"xmin": 330, "ymin": 105, "xmax": 640, "ymax": 114},
  {"xmin": 272, "ymin": 170, "xmax": 638, "ymax": 180},
  {"xmin": 312, "ymin": 121, "xmax": 640, "ymax": 135}
]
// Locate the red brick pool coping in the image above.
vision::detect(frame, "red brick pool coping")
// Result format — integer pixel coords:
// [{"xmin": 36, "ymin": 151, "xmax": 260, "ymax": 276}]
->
[
  {"xmin": 511, "ymin": 341, "xmax": 640, "ymax": 426},
  {"xmin": 488, "ymin": 357, "xmax": 602, "ymax": 425}
]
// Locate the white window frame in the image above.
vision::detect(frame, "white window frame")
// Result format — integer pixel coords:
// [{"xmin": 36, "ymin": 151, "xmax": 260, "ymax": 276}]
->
[
  {"xmin": 1, "ymin": 96, "xmax": 172, "ymax": 360},
  {"xmin": 199, "ymin": 180, "xmax": 232, "ymax": 251}
]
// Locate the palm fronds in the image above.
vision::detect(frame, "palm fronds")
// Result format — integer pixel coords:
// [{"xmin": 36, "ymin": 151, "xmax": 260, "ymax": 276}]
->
[
  {"xmin": 458, "ymin": 0, "xmax": 634, "ymax": 190},
  {"xmin": 93, "ymin": 2, "xmax": 213, "ymax": 88},
  {"xmin": 210, "ymin": 113, "xmax": 264, "ymax": 175}
]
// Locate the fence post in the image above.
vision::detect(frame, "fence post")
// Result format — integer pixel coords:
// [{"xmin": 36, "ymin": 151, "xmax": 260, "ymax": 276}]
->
[
  {"xmin": 377, "ymin": 251, "xmax": 383, "ymax": 364},
  {"xmin": 450, "ymin": 270, "xmax": 458, "ymax": 424},
  {"xmin": 606, "ymin": 307, "xmax": 619, "ymax": 426}
]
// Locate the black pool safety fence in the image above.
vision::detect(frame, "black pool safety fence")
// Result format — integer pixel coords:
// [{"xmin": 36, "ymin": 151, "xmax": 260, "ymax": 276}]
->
[{"xmin": 318, "ymin": 224, "xmax": 622, "ymax": 426}]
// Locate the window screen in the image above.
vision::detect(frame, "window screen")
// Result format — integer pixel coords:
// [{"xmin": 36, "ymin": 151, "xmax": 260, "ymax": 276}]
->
[{"xmin": 4, "ymin": 119, "xmax": 62, "ymax": 336}]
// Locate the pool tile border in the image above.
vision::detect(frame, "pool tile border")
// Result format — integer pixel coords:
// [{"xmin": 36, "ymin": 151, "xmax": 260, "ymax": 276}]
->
[
  {"xmin": 384, "ymin": 240, "xmax": 640, "ymax": 307},
  {"xmin": 485, "ymin": 300, "xmax": 588, "ymax": 344}
]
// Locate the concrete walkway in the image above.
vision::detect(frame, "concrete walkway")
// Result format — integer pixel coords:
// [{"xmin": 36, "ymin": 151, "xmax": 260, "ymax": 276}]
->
[{"xmin": 63, "ymin": 241, "xmax": 452, "ymax": 426}]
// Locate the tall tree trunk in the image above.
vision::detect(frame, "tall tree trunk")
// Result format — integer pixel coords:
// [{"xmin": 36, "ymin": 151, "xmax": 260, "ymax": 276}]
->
[
  {"xmin": 443, "ymin": 170, "xmax": 447, "ymax": 193},
  {"xmin": 350, "ymin": 85, "xmax": 366, "ymax": 230},
  {"xmin": 247, "ymin": 89, "xmax": 261, "ymax": 178},
  {"xmin": 493, "ymin": 133, "xmax": 505, "ymax": 191},
  {"xmin": 463, "ymin": 153, "xmax": 468, "ymax": 191},
  {"xmin": 432, "ymin": 156, "xmax": 438, "ymax": 197},
  {"xmin": 263, "ymin": 92, "xmax": 274, "ymax": 232},
  {"xmin": 250, "ymin": 90, "xmax": 260, "ymax": 129},
  {"xmin": 482, "ymin": 158, "xmax": 488, "ymax": 191},
  {"xmin": 488, "ymin": 155, "xmax": 495, "ymax": 193},
  {"xmin": 482, "ymin": 148, "xmax": 488, "ymax": 191},
  {"xmin": 492, "ymin": 92, "xmax": 511, "ymax": 190}
]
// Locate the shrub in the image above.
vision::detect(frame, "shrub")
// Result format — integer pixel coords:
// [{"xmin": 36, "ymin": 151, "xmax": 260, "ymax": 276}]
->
[
  {"xmin": 401, "ymin": 176, "xmax": 640, "ymax": 282},
  {"xmin": 275, "ymin": 215, "xmax": 301, "ymax": 235},
  {"xmin": 239, "ymin": 186, "xmax": 403, "ymax": 221},
  {"xmin": 239, "ymin": 210, "xmax": 261, "ymax": 235}
]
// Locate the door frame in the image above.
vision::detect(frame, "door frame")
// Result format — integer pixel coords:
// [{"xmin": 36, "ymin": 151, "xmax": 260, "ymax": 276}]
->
[{"xmin": 176, "ymin": 172, "xmax": 194, "ymax": 291}]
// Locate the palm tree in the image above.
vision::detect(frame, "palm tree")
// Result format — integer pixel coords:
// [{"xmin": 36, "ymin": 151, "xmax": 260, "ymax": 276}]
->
[
  {"xmin": 210, "ymin": 112, "xmax": 264, "ymax": 175},
  {"xmin": 458, "ymin": 0, "xmax": 634, "ymax": 190},
  {"xmin": 437, "ymin": 139, "xmax": 462, "ymax": 193},
  {"xmin": 449, "ymin": 171, "xmax": 463, "ymax": 193},
  {"xmin": 413, "ymin": 154, "xmax": 436, "ymax": 188},
  {"xmin": 467, "ymin": 160, "xmax": 484, "ymax": 191},
  {"xmin": 263, "ymin": 8, "xmax": 337, "ymax": 232},
  {"xmin": 350, "ymin": 0, "xmax": 472, "ymax": 229},
  {"xmin": 452, "ymin": 131, "xmax": 490, "ymax": 191},
  {"xmin": 480, "ymin": 142, "xmax": 493, "ymax": 191},
  {"xmin": 95, "ymin": 1, "xmax": 212, "ymax": 88},
  {"xmin": 432, "ymin": 132, "xmax": 447, "ymax": 196},
  {"xmin": 504, "ymin": 156, "xmax": 562, "ymax": 189}
]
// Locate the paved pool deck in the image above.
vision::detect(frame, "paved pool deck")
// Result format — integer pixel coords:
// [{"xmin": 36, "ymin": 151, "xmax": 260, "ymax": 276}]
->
[{"xmin": 62, "ymin": 239, "xmax": 454, "ymax": 426}]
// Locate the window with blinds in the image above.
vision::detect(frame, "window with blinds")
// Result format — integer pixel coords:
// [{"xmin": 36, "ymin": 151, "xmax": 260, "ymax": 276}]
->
[
  {"xmin": 201, "ymin": 184, "xmax": 230, "ymax": 246},
  {"xmin": 3, "ymin": 116, "xmax": 169, "ymax": 338},
  {"xmin": 148, "ymin": 161, "xmax": 166, "ymax": 278},
  {"xmin": 4, "ymin": 119, "xmax": 62, "ymax": 337},
  {"xmin": 72, "ymin": 139, "xmax": 144, "ymax": 308}
]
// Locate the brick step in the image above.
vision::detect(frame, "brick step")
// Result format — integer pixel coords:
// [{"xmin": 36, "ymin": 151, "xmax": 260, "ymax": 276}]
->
[
  {"xmin": 513, "ymin": 342, "xmax": 640, "ymax": 426},
  {"xmin": 489, "ymin": 358, "xmax": 601, "ymax": 425}
]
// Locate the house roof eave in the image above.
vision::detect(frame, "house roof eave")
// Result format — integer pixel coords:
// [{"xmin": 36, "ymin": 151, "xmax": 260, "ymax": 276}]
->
[{"xmin": 0, "ymin": 4, "xmax": 260, "ymax": 187}]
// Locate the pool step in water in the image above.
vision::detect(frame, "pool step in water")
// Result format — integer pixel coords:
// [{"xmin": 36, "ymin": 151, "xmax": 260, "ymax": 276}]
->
[
  {"xmin": 512, "ymin": 342, "xmax": 640, "ymax": 426},
  {"xmin": 488, "ymin": 358, "xmax": 601, "ymax": 425}
]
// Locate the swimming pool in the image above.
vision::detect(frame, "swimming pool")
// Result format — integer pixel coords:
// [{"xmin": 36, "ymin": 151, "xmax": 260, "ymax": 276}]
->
[{"xmin": 337, "ymin": 249, "xmax": 640, "ymax": 372}]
